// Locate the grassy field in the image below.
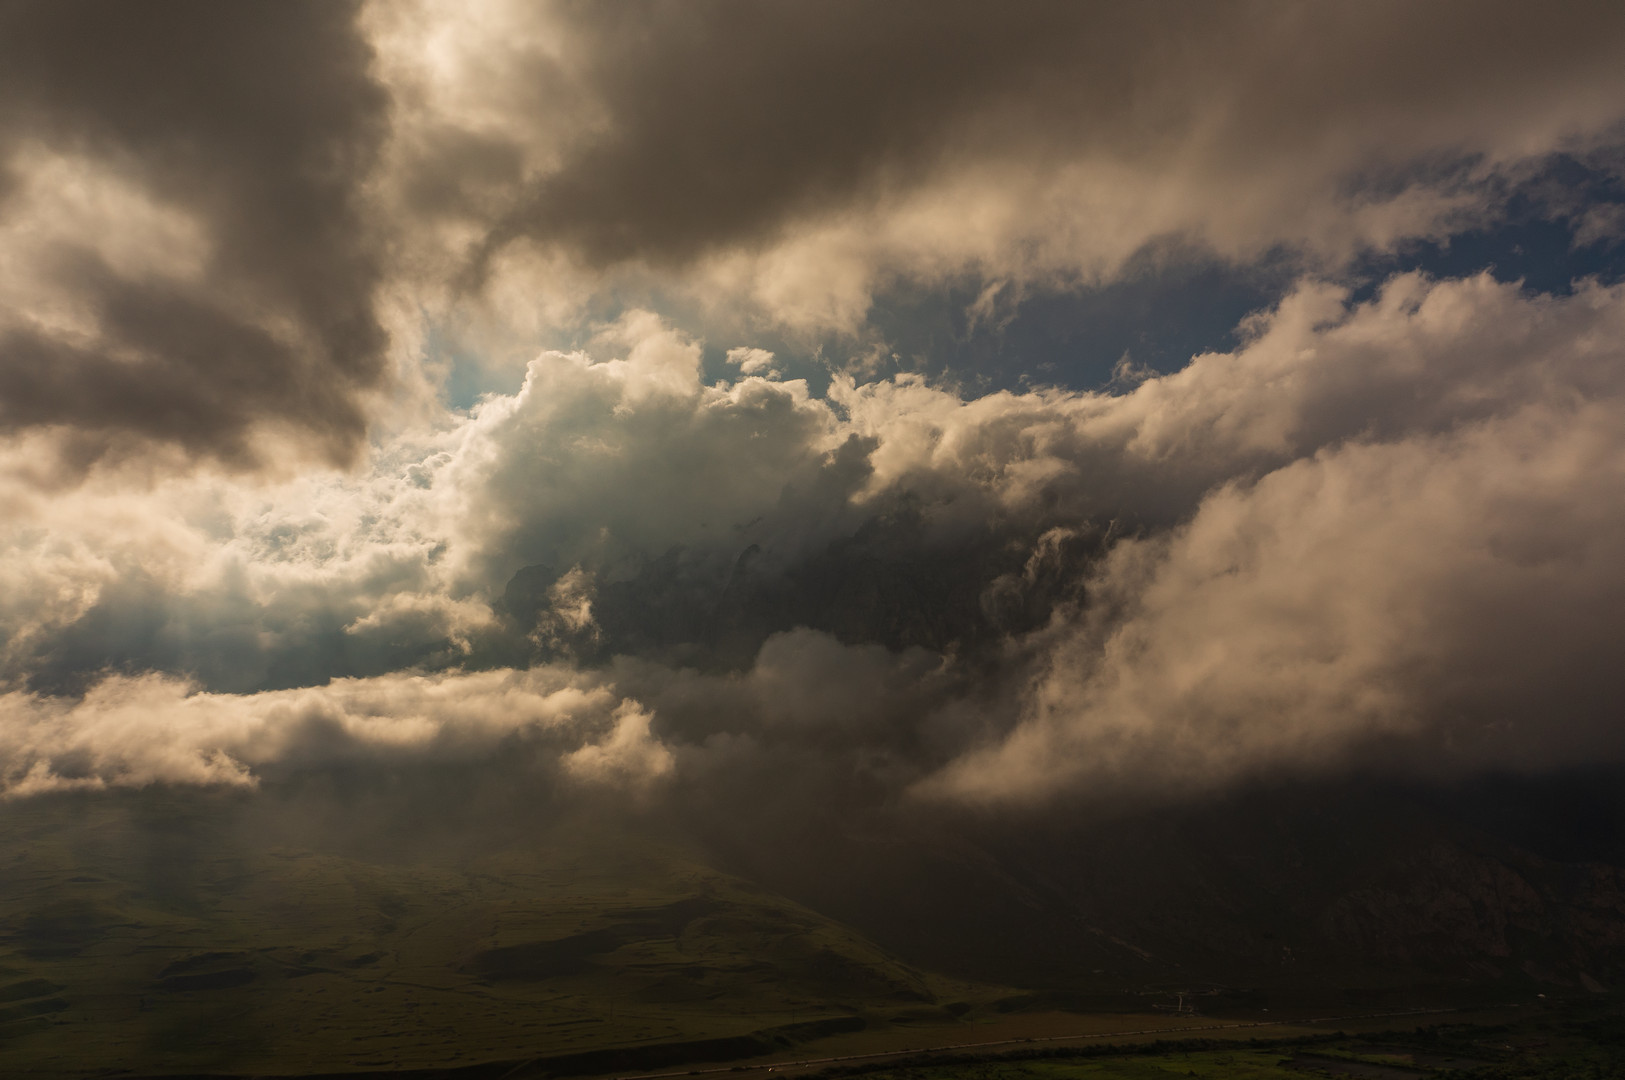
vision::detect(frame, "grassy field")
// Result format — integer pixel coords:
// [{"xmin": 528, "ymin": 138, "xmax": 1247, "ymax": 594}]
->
[
  {"xmin": 2, "ymin": 787, "xmax": 1619, "ymax": 1079},
  {"xmin": 0, "ymin": 790, "xmax": 1006, "ymax": 1077}
]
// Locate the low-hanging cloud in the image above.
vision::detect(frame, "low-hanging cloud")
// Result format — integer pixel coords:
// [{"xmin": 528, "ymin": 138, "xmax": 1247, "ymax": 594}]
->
[
  {"xmin": 0, "ymin": 665, "xmax": 619, "ymax": 797},
  {"xmin": 927, "ymin": 399, "xmax": 1625, "ymax": 803},
  {"xmin": 2, "ymin": 271, "xmax": 1623, "ymax": 807}
]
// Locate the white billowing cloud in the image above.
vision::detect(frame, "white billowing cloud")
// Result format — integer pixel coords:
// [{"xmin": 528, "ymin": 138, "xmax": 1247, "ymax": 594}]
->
[
  {"xmin": 3, "ymin": 275, "xmax": 1625, "ymax": 804},
  {"xmin": 725, "ymin": 347, "xmax": 777, "ymax": 376},
  {"xmin": 827, "ymin": 273, "xmax": 1625, "ymax": 533},
  {"xmin": 0, "ymin": 626, "xmax": 934, "ymax": 798},
  {"xmin": 0, "ymin": 422, "xmax": 493, "ymax": 692},
  {"xmin": 562, "ymin": 699, "xmax": 674, "ymax": 786},
  {"xmin": 0, "ymin": 665, "xmax": 627, "ymax": 797},
  {"xmin": 921, "ymin": 286, "xmax": 1625, "ymax": 802},
  {"xmin": 436, "ymin": 311, "xmax": 852, "ymax": 586},
  {"xmin": 926, "ymin": 404, "xmax": 1625, "ymax": 801},
  {"xmin": 0, "ymin": 310, "xmax": 855, "ymax": 693}
]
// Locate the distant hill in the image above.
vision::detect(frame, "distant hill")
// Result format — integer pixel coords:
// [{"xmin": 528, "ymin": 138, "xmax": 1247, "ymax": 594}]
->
[{"xmin": 700, "ymin": 770, "xmax": 1625, "ymax": 1000}]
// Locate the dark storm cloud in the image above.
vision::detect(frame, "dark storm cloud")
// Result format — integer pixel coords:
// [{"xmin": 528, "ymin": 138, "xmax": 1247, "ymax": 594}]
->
[
  {"xmin": 3, "ymin": 0, "xmax": 1624, "ymax": 471},
  {"xmin": 476, "ymin": 1, "xmax": 1117, "ymax": 268},
  {"xmin": 0, "ymin": 0, "xmax": 388, "ymax": 469},
  {"xmin": 474, "ymin": 0, "xmax": 1625, "ymax": 273}
]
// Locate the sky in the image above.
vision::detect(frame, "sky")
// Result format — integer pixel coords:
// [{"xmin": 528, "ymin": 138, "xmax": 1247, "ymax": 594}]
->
[{"xmin": 2, "ymin": 0, "xmax": 1625, "ymax": 820}]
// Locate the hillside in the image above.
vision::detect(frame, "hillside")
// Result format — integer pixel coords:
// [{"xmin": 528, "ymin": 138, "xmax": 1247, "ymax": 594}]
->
[
  {"xmin": 0, "ymin": 789, "xmax": 998, "ymax": 1077},
  {"xmin": 5, "ymin": 771, "xmax": 1625, "ymax": 1077}
]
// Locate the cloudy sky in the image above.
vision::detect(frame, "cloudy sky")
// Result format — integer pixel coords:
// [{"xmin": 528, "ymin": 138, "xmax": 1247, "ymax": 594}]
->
[{"xmin": 2, "ymin": 0, "xmax": 1625, "ymax": 814}]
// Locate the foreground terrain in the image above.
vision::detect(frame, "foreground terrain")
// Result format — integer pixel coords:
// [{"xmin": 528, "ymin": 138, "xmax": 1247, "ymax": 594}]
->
[
  {"xmin": 3, "ymin": 776, "xmax": 1625, "ymax": 1077},
  {"xmin": 779, "ymin": 1006, "xmax": 1625, "ymax": 1080},
  {"xmin": 0, "ymin": 790, "xmax": 1006, "ymax": 1076}
]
